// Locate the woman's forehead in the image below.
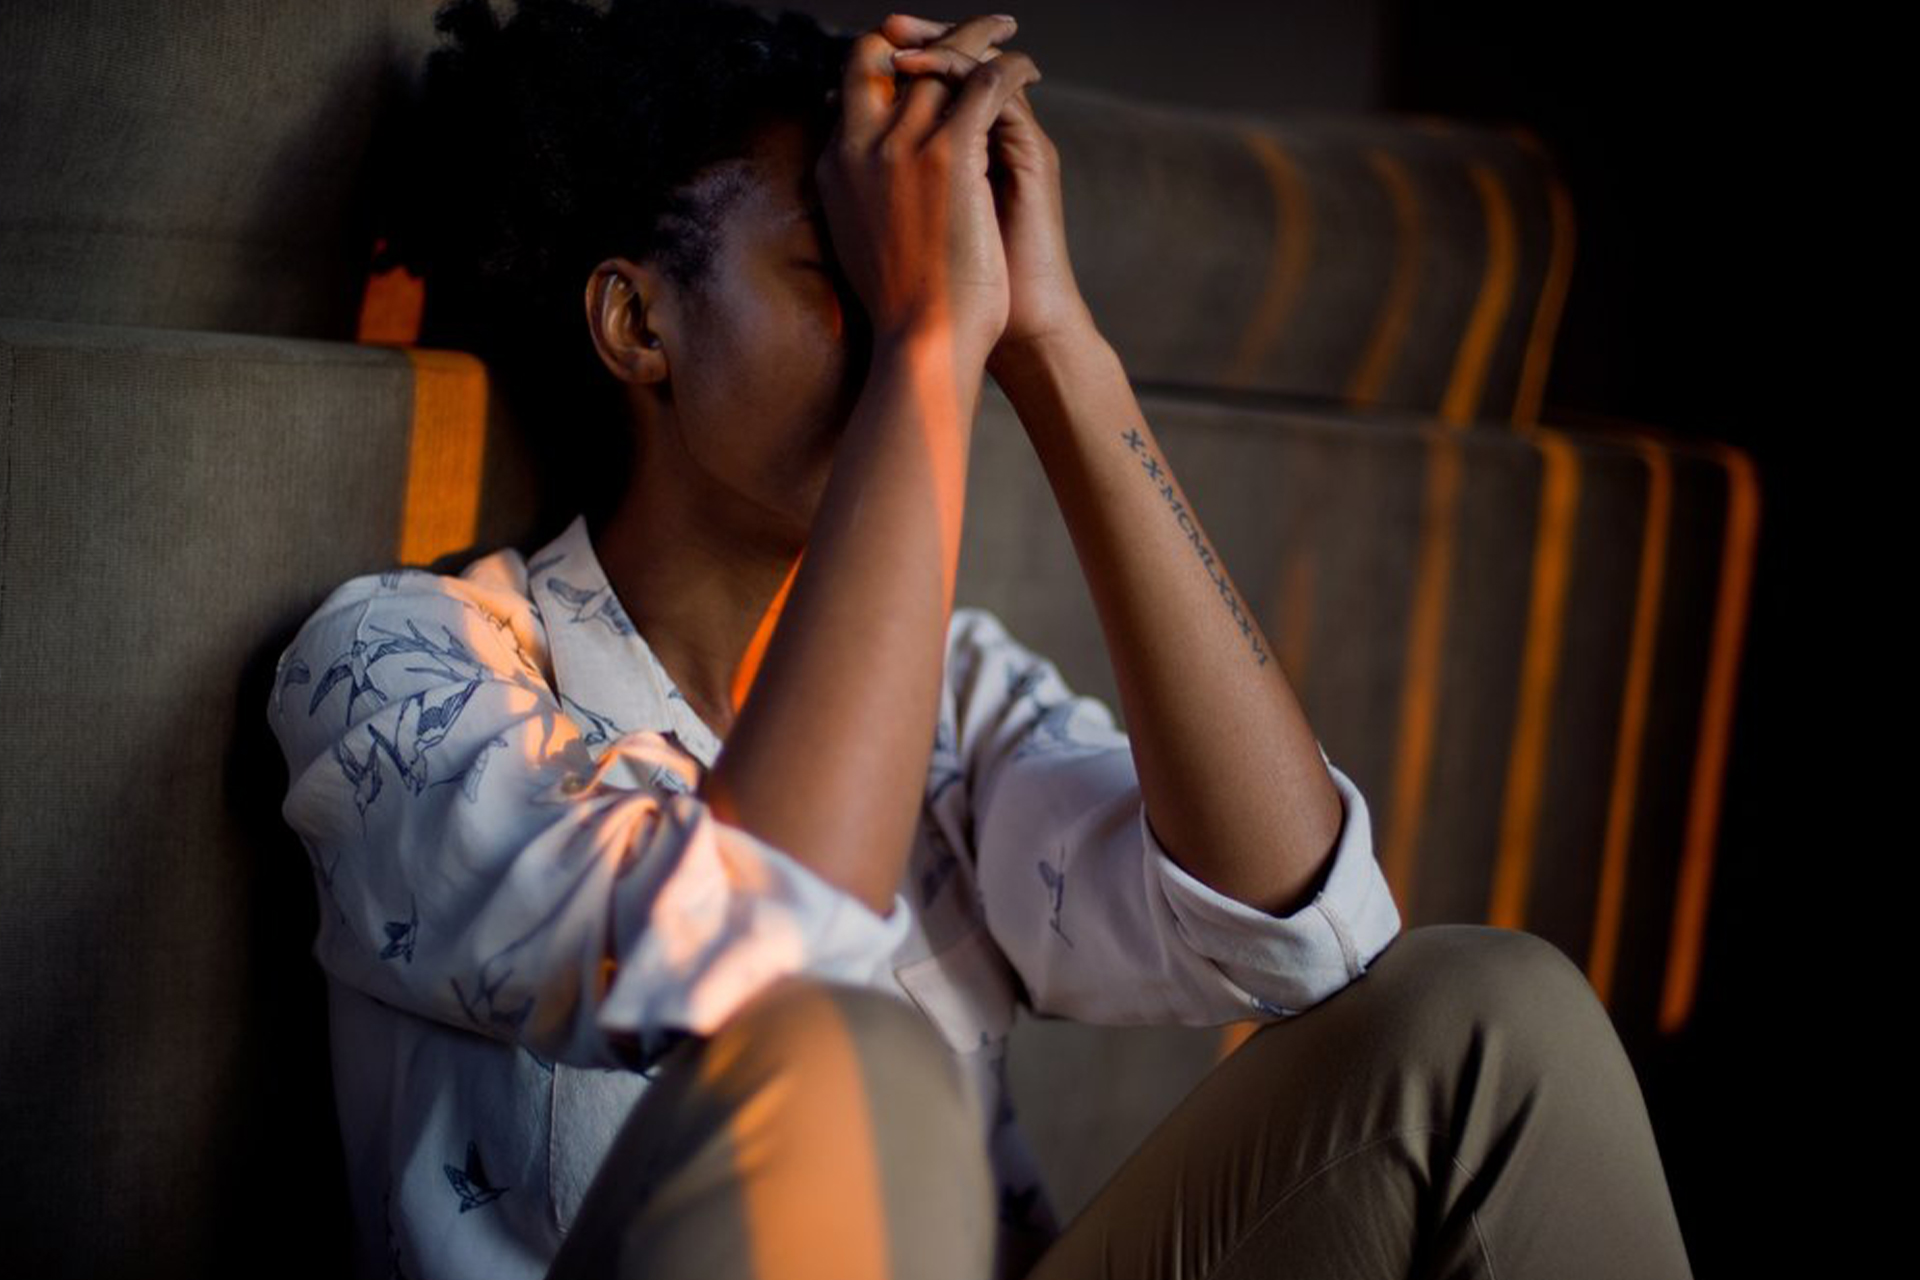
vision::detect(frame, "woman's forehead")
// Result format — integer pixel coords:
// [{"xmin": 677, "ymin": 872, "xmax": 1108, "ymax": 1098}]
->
[
  {"xmin": 734, "ymin": 120, "xmax": 826, "ymax": 231},
  {"xmin": 751, "ymin": 119, "xmax": 821, "ymax": 204},
  {"xmin": 667, "ymin": 117, "xmax": 824, "ymax": 262}
]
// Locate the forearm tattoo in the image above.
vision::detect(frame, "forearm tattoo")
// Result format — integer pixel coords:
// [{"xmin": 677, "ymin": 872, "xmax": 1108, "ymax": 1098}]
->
[{"xmin": 1120, "ymin": 427, "xmax": 1269, "ymax": 666}]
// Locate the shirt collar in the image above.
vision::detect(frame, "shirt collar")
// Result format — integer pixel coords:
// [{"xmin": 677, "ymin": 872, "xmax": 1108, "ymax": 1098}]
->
[{"xmin": 524, "ymin": 514, "xmax": 724, "ymax": 768}]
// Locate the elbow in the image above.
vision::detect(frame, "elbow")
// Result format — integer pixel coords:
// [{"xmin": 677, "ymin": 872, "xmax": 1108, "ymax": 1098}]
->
[{"xmin": 1267, "ymin": 786, "xmax": 1348, "ymax": 918}]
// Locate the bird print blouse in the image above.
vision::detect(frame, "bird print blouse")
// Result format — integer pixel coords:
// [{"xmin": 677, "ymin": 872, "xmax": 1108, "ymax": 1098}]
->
[{"xmin": 266, "ymin": 513, "xmax": 1402, "ymax": 1280}]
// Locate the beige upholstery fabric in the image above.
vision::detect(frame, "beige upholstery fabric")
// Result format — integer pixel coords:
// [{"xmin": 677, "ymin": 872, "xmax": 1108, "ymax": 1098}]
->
[{"xmin": 0, "ymin": 0, "xmax": 437, "ymax": 339}]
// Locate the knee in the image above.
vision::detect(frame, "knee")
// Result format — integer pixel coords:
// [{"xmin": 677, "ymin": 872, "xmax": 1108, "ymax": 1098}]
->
[
  {"xmin": 710, "ymin": 974, "xmax": 974, "ymax": 1112},
  {"xmin": 733, "ymin": 973, "xmax": 953, "ymax": 1062},
  {"xmin": 1389, "ymin": 925, "xmax": 1592, "ymax": 1010},
  {"xmin": 1374, "ymin": 925, "xmax": 1620, "ymax": 1067}
]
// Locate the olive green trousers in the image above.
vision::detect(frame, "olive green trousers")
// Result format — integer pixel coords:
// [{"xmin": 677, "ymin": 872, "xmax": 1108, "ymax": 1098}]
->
[{"xmin": 545, "ymin": 925, "xmax": 1695, "ymax": 1280}]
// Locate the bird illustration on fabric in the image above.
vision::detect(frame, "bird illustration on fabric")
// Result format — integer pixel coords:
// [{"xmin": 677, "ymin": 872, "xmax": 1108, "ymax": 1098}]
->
[
  {"xmin": 449, "ymin": 963, "xmax": 535, "ymax": 1036},
  {"xmin": 1037, "ymin": 858, "xmax": 1074, "ymax": 947},
  {"xmin": 378, "ymin": 568, "xmax": 429, "ymax": 591},
  {"xmin": 380, "ymin": 895, "xmax": 418, "ymax": 963},
  {"xmin": 457, "ymin": 734, "xmax": 510, "ymax": 804},
  {"xmin": 310, "ymin": 637, "xmax": 392, "ymax": 725},
  {"xmin": 557, "ymin": 693, "xmax": 623, "ymax": 748},
  {"xmin": 382, "ymin": 681, "xmax": 483, "ymax": 793},
  {"xmin": 466, "ymin": 597, "xmax": 543, "ymax": 679},
  {"xmin": 277, "ymin": 655, "xmax": 311, "ymax": 717},
  {"xmin": 918, "ymin": 820, "xmax": 963, "ymax": 909},
  {"xmin": 308, "ymin": 619, "xmax": 500, "ymax": 753},
  {"xmin": 363, "ymin": 618, "xmax": 492, "ymax": 685},
  {"xmin": 333, "ymin": 734, "xmax": 385, "ymax": 818},
  {"xmin": 443, "ymin": 1140, "xmax": 508, "ymax": 1213},
  {"xmin": 333, "ymin": 677, "xmax": 481, "ymax": 811},
  {"xmin": 1010, "ymin": 701, "xmax": 1090, "ymax": 762},
  {"xmin": 544, "ymin": 575, "xmax": 637, "ymax": 636},
  {"xmin": 450, "ymin": 869, "xmax": 604, "ymax": 1037},
  {"xmin": 1004, "ymin": 662, "xmax": 1049, "ymax": 705},
  {"xmin": 926, "ymin": 712, "xmax": 963, "ymax": 807}
]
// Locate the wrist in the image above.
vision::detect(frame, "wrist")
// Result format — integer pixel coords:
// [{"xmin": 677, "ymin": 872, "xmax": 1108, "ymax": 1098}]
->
[
  {"xmin": 987, "ymin": 309, "xmax": 1110, "ymax": 394},
  {"xmin": 861, "ymin": 325, "xmax": 987, "ymax": 456},
  {"xmin": 990, "ymin": 310, "xmax": 1113, "ymax": 395},
  {"xmin": 872, "ymin": 315, "xmax": 996, "ymax": 382}
]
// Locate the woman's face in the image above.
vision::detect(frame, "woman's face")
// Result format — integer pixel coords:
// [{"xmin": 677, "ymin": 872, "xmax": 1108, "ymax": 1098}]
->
[{"xmin": 650, "ymin": 116, "xmax": 868, "ymax": 542}]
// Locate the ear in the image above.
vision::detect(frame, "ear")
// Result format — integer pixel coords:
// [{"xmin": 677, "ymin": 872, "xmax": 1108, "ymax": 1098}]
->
[{"xmin": 585, "ymin": 258, "xmax": 672, "ymax": 387}]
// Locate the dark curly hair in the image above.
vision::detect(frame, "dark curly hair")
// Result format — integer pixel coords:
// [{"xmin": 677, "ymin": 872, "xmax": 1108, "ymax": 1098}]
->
[{"xmin": 375, "ymin": 0, "xmax": 853, "ymax": 530}]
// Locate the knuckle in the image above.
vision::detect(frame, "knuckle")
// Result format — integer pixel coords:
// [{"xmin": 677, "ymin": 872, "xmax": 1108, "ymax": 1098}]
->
[{"xmin": 850, "ymin": 32, "xmax": 898, "ymax": 68}]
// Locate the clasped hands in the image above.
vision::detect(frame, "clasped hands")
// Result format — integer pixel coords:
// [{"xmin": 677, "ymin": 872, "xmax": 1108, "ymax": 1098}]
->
[{"xmin": 818, "ymin": 11, "xmax": 1095, "ymax": 377}]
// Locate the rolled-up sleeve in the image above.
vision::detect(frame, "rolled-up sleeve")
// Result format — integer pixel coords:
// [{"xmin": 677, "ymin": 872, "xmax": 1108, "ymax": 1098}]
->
[
  {"xmin": 950, "ymin": 607, "xmax": 1400, "ymax": 1028},
  {"xmin": 1146, "ymin": 752, "xmax": 1401, "ymax": 1017},
  {"xmin": 268, "ymin": 574, "xmax": 911, "ymax": 1073}
]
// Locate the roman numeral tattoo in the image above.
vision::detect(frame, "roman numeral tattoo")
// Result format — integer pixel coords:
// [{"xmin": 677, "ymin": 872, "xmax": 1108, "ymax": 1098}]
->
[{"xmin": 1120, "ymin": 428, "xmax": 1269, "ymax": 666}]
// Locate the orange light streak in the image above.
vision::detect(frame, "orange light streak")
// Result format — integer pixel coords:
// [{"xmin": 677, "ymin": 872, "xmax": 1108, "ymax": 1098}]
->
[
  {"xmin": 1486, "ymin": 427, "xmax": 1579, "ymax": 931},
  {"xmin": 1347, "ymin": 148, "xmax": 1422, "ymax": 408},
  {"xmin": 1661, "ymin": 442, "xmax": 1760, "ymax": 1034},
  {"xmin": 1381, "ymin": 425, "xmax": 1461, "ymax": 908},
  {"xmin": 357, "ymin": 254, "xmax": 426, "ymax": 347},
  {"xmin": 1505, "ymin": 129, "xmax": 1576, "ymax": 427},
  {"xmin": 732, "ymin": 548, "xmax": 805, "ymax": 716},
  {"xmin": 1231, "ymin": 130, "xmax": 1312, "ymax": 387},
  {"xmin": 1587, "ymin": 433, "xmax": 1671, "ymax": 1008},
  {"xmin": 1440, "ymin": 162, "xmax": 1516, "ymax": 426},
  {"xmin": 398, "ymin": 349, "xmax": 488, "ymax": 566}
]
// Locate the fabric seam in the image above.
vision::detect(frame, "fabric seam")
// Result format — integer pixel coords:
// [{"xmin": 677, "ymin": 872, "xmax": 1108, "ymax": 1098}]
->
[
  {"xmin": 1312, "ymin": 897, "xmax": 1363, "ymax": 977},
  {"xmin": 1204, "ymin": 1124, "xmax": 1455, "ymax": 1278}
]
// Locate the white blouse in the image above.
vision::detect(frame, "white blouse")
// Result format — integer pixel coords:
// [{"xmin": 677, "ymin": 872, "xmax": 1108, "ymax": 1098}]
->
[{"xmin": 266, "ymin": 513, "xmax": 1402, "ymax": 1280}]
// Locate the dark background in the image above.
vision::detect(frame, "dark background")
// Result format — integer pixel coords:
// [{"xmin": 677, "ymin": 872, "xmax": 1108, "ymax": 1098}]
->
[{"xmin": 783, "ymin": 1, "xmax": 1843, "ymax": 1273}]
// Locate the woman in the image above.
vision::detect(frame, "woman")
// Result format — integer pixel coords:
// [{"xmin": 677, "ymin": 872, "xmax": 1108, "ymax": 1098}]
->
[{"xmin": 268, "ymin": 2, "xmax": 1695, "ymax": 1277}]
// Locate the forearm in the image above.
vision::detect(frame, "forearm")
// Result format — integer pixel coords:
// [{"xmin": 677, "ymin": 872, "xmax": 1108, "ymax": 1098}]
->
[
  {"xmin": 703, "ymin": 330, "xmax": 980, "ymax": 918},
  {"xmin": 990, "ymin": 328, "xmax": 1343, "ymax": 917}
]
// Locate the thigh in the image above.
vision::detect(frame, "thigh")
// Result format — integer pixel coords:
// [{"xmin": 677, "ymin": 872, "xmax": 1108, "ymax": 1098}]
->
[
  {"xmin": 1023, "ymin": 930, "xmax": 1455, "ymax": 1280},
  {"xmin": 547, "ymin": 975, "xmax": 997, "ymax": 1280},
  {"xmin": 1024, "ymin": 925, "xmax": 1690, "ymax": 1280}
]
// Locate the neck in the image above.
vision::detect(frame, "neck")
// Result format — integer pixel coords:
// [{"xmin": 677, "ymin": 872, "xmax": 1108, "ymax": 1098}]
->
[{"xmin": 591, "ymin": 425, "xmax": 805, "ymax": 742}]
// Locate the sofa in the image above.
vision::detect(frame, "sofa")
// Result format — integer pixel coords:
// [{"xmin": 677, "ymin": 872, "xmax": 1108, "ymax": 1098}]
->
[{"xmin": 0, "ymin": 1, "xmax": 1755, "ymax": 1273}]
